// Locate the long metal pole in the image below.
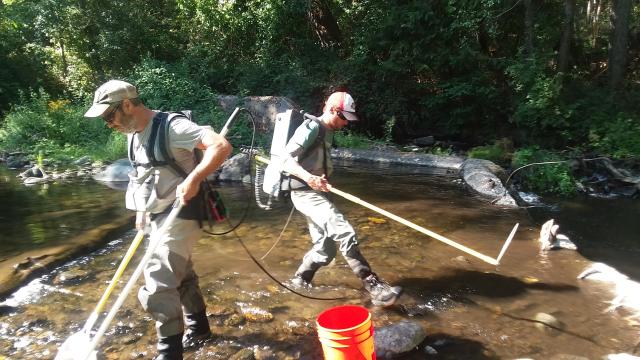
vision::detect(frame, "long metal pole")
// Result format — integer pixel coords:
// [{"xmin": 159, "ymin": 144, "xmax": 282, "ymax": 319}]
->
[{"xmin": 254, "ymin": 154, "xmax": 516, "ymax": 266}]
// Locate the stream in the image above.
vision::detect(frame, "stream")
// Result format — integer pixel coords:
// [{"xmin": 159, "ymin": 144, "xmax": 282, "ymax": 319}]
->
[{"xmin": 0, "ymin": 161, "xmax": 638, "ymax": 359}]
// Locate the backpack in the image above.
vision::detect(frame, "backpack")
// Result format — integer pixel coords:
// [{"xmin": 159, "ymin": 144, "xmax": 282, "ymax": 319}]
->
[
  {"xmin": 128, "ymin": 111, "xmax": 226, "ymax": 226},
  {"xmin": 261, "ymin": 109, "xmax": 326, "ymax": 199}
]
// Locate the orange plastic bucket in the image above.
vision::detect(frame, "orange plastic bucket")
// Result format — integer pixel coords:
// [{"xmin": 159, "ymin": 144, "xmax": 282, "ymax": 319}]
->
[{"xmin": 316, "ymin": 305, "xmax": 375, "ymax": 360}]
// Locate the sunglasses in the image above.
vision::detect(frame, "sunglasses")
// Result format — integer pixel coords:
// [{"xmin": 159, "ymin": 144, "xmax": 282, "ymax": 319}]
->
[
  {"xmin": 336, "ymin": 111, "xmax": 348, "ymax": 122},
  {"xmin": 103, "ymin": 103, "xmax": 121, "ymax": 124}
]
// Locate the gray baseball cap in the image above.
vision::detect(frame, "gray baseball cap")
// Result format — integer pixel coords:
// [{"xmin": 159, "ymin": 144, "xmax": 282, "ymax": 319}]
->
[{"xmin": 84, "ymin": 80, "xmax": 138, "ymax": 117}]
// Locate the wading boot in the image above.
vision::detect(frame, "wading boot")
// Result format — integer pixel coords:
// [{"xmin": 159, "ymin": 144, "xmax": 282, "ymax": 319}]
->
[
  {"xmin": 154, "ymin": 333, "xmax": 183, "ymax": 360},
  {"xmin": 183, "ymin": 310, "xmax": 212, "ymax": 350},
  {"xmin": 289, "ymin": 269, "xmax": 315, "ymax": 289},
  {"xmin": 363, "ymin": 273, "xmax": 402, "ymax": 306}
]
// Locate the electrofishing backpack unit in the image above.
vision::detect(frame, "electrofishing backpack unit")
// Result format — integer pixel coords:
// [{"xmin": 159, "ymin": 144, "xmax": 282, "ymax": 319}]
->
[
  {"xmin": 256, "ymin": 109, "xmax": 325, "ymax": 209},
  {"xmin": 128, "ymin": 111, "xmax": 227, "ymax": 226}
]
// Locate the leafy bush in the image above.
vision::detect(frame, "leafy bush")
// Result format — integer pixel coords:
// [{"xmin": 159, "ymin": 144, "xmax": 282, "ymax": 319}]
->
[
  {"xmin": 0, "ymin": 90, "xmax": 119, "ymax": 162},
  {"xmin": 334, "ymin": 130, "xmax": 381, "ymax": 149},
  {"xmin": 511, "ymin": 147, "xmax": 576, "ymax": 196},
  {"xmin": 126, "ymin": 58, "xmax": 226, "ymax": 127},
  {"xmin": 588, "ymin": 112, "xmax": 640, "ymax": 159},
  {"xmin": 468, "ymin": 138, "xmax": 514, "ymax": 166}
]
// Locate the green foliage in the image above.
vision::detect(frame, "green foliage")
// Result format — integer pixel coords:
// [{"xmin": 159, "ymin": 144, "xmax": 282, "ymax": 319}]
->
[
  {"xmin": 0, "ymin": 90, "xmax": 119, "ymax": 161},
  {"xmin": 1, "ymin": 0, "xmax": 640, "ymax": 185},
  {"xmin": 468, "ymin": 138, "xmax": 513, "ymax": 165},
  {"xmin": 511, "ymin": 147, "xmax": 576, "ymax": 196},
  {"xmin": 127, "ymin": 58, "xmax": 220, "ymax": 121},
  {"xmin": 427, "ymin": 146, "xmax": 455, "ymax": 156},
  {"xmin": 0, "ymin": 2, "xmax": 61, "ymax": 115},
  {"xmin": 468, "ymin": 145, "xmax": 508, "ymax": 166},
  {"xmin": 334, "ymin": 130, "xmax": 381, "ymax": 149},
  {"xmin": 588, "ymin": 112, "xmax": 640, "ymax": 159}
]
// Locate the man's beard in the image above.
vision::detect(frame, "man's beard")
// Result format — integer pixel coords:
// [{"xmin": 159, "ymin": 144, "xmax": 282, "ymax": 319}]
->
[{"xmin": 118, "ymin": 114, "xmax": 138, "ymax": 133}]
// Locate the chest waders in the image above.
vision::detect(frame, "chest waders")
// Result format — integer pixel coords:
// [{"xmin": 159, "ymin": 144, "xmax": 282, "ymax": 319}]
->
[{"xmin": 55, "ymin": 109, "xmax": 240, "ymax": 360}]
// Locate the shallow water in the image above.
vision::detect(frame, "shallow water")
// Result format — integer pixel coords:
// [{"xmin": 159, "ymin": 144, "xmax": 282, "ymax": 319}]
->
[{"xmin": 0, "ymin": 161, "xmax": 638, "ymax": 359}]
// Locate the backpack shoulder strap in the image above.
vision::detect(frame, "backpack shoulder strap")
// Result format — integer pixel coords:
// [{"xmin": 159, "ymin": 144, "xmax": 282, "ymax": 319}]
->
[
  {"xmin": 147, "ymin": 112, "xmax": 168, "ymax": 166},
  {"xmin": 298, "ymin": 119, "xmax": 327, "ymax": 162},
  {"xmin": 128, "ymin": 113, "xmax": 165, "ymax": 168},
  {"xmin": 157, "ymin": 112, "xmax": 189, "ymax": 178},
  {"xmin": 127, "ymin": 133, "xmax": 135, "ymax": 164}
]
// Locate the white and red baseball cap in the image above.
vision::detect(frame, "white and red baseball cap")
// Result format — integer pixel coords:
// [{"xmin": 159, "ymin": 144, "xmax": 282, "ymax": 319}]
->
[{"xmin": 323, "ymin": 91, "xmax": 358, "ymax": 121}]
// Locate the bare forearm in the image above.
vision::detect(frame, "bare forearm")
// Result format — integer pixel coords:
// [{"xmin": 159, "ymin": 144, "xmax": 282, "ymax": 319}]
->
[
  {"xmin": 188, "ymin": 131, "xmax": 232, "ymax": 184},
  {"xmin": 283, "ymin": 157, "xmax": 313, "ymax": 182},
  {"xmin": 282, "ymin": 156, "xmax": 329, "ymax": 191}
]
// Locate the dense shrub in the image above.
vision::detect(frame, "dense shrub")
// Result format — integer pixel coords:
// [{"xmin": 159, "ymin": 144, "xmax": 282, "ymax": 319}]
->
[
  {"xmin": 468, "ymin": 138, "xmax": 514, "ymax": 166},
  {"xmin": 511, "ymin": 147, "xmax": 576, "ymax": 196},
  {"xmin": 0, "ymin": 90, "xmax": 122, "ymax": 161}
]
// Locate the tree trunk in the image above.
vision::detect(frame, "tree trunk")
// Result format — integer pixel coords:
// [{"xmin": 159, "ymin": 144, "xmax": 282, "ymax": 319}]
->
[
  {"xmin": 523, "ymin": 0, "xmax": 535, "ymax": 58},
  {"xmin": 60, "ymin": 39, "xmax": 68, "ymax": 80},
  {"xmin": 608, "ymin": 0, "xmax": 631, "ymax": 89},
  {"xmin": 558, "ymin": 0, "xmax": 575, "ymax": 73},
  {"xmin": 592, "ymin": 0, "xmax": 604, "ymax": 47},
  {"xmin": 307, "ymin": 0, "xmax": 342, "ymax": 48}
]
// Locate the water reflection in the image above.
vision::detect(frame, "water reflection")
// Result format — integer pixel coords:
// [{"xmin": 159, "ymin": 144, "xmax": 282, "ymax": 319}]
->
[{"xmin": 0, "ymin": 167, "xmax": 126, "ymax": 260}]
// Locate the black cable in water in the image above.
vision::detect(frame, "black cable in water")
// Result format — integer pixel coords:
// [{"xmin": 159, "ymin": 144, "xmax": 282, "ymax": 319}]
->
[
  {"xmin": 231, "ymin": 228, "xmax": 350, "ymax": 301},
  {"xmin": 260, "ymin": 205, "xmax": 295, "ymax": 260},
  {"xmin": 205, "ymin": 108, "xmax": 351, "ymax": 301},
  {"xmin": 203, "ymin": 108, "xmax": 258, "ymax": 236},
  {"xmin": 495, "ymin": 156, "xmax": 610, "ymax": 204}
]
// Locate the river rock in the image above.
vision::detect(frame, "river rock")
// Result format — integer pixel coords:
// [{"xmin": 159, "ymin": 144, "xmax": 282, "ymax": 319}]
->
[
  {"xmin": 224, "ymin": 313, "xmax": 246, "ymax": 326},
  {"xmin": 217, "ymin": 95, "xmax": 298, "ymax": 132},
  {"xmin": 23, "ymin": 176, "xmax": 49, "ymax": 185},
  {"xmin": 374, "ymin": 320, "xmax": 426, "ymax": 358},
  {"xmin": 19, "ymin": 166, "xmax": 43, "ymax": 178},
  {"xmin": 533, "ymin": 312, "xmax": 565, "ymax": 334},
  {"xmin": 219, "ymin": 153, "xmax": 251, "ymax": 181},
  {"xmin": 239, "ymin": 304, "xmax": 273, "ymax": 322},
  {"xmin": 53, "ymin": 268, "xmax": 93, "ymax": 286},
  {"xmin": 459, "ymin": 158, "xmax": 518, "ymax": 207},
  {"xmin": 93, "ymin": 158, "xmax": 132, "ymax": 183},
  {"xmin": 253, "ymin": 346, "xmax": 278, "ymax": 360},
  {"xmin": 332, "ymin": 148, "xmax": 463, "ymax": 170},
  {"xmin": 413, "ymin": 136, "xmax": 435, "ymax": 147},
  {"xmin": 282, "ymin": 318, "xmax": 314, "ymax": 336},
  {"xmin": 74, "ymin": 155, "xmax": 92, "ymax": 166},
  {"xmin": 230, "ymin": 348, "xmax": 255, "ymax": 360},
  {"xmin": 6, "ymin": 154, "xmax": 28, "ymax": 169}
]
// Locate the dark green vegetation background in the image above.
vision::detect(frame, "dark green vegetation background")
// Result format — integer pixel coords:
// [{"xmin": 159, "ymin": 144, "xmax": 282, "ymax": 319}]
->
[{"xmin": 1, "ymin": 0, "xmax": 639, "ymax": 194}]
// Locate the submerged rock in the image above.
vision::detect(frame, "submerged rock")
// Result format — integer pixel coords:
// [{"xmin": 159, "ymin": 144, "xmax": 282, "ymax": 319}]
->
[
  {"xmin": 374, "ymin": 320, "xmax": 426, "ymax": 358},
  {"xmin": 533, "ymin": 312, "xmax": 565, "ymax": 335},
  {"xmin": 238, "ymin": 303, "xmax": 273, "ymax": 323},
  {"xmin": 230, "ymin": 348, "xmax": 255, "ymax": 360},
  {"xmin": 53, "ymin": 268, "xmax": 93, "ymax": 286}
]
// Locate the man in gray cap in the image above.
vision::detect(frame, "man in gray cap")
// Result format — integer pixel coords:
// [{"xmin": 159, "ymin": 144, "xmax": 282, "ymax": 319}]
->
[{"xmin": 85, "ymin": 80, "xmax": 232, "ymax": 359}]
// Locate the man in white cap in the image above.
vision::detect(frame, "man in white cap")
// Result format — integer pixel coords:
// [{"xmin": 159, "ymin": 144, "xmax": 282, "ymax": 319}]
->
[
  {"xmin": 85, "ymin": 80, "xmax": 232, "ymax": 359},
  {"xmin": 282, "ymin": 91, "xmax": 402, "ymax": 306}
]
